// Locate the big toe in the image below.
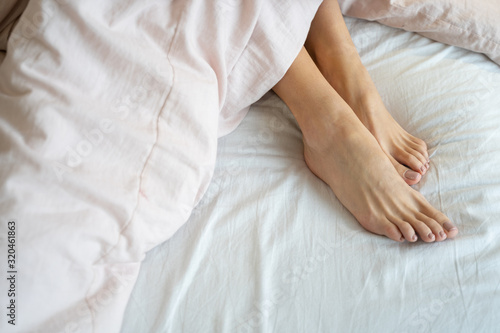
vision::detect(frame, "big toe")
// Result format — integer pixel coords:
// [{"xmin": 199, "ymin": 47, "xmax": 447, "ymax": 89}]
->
[
  {"xmin": 442, "ymin": 220, "xmax": 459, "ymax": 238},
  {"xmin": 388, "ymin": 154, "xmax": 421, "ymax": 186}
]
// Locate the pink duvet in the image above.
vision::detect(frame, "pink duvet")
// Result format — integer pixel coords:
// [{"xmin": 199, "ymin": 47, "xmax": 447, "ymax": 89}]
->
[{"xmin": 0, "ymin": 0, "xmax": 322, "ymax": 331}]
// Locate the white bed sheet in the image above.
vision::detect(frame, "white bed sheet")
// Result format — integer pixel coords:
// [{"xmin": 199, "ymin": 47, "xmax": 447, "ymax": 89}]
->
[{"xmin": 122, "ymin": 17, "xmax": 500, "ymax": 333}]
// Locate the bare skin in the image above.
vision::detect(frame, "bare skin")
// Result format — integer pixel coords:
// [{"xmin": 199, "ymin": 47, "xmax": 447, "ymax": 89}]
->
[
  {"xmin": 273, "ymin": 47, "xmax": 458, "ymax": 242},
  {"xmin": 305, "ymin": 0, "xmax": 430, "ymax": 186}
]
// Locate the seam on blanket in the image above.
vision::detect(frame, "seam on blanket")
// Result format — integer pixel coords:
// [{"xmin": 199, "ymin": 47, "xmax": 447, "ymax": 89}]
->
[
  {"xmin": 124, "ymin": 40, "xmax": 179, "ymax": 246},
  {"xmin": 103, "ymin": 14, "xmax": 181, "ymax": 260},
  {"xmin": 390, "ymin": 4, "xmax": 500, "ymax": 48},
  {"xmin": 88, "ymin": 10, "xmax": 183, "ymax": 333}
]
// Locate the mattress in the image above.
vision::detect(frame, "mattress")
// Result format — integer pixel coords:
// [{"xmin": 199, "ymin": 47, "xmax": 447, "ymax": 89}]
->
[{"xmin": 121, "ymin": 17, "xmax": 500, "ymax": 333}]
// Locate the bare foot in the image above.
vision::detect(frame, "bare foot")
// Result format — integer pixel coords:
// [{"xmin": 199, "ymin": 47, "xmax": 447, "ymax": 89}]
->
[
  {"xmin": 272, "ymin": 47, "xmax": 457, "ymax": 242},
  {"xmin": 302, "ymin": 101, "xmax": 457, "ymax": 242},
  {"xmin": 303, "ymin": 0, "xmax": 430, "ymax": 185},
  {"xmin": 349, "ymin": 91, "xmax": 430, "ymax": 186},
  {"xmin": 313, "ymin": 55, "xmax": 431, "ymax": 185}
]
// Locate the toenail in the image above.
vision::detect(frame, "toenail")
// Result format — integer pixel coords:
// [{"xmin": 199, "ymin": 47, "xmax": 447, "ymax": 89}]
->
[
  {"xmin": 443, "ymin": 222, "xmax": 458, "ymax": 232},
  {"xmin": 439, "ymin": 231, "xmax": 446, "ymax": 238},
  {"xmin": 404, "ymin": 170, "xmax": 420, "ymax": 180},
  {"xmin": 400, "ymin": 236, "xmax": 405, "ymax": 242},
  {"xmin": 412, "ymin": 234, "xmax": 418, "ymax": 241},
  {"xmin": 420, "ymin": 166, "xmax": 426, "ymax": 173},
  {"xmin": 428, "ymin": 233, "xmax": 435, "ymax": 240}
]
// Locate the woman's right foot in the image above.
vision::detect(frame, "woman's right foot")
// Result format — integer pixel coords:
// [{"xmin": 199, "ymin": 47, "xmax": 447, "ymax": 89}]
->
[{"xmin": 301, "ymin": 98, "xmax": 457, "ymax": 242}]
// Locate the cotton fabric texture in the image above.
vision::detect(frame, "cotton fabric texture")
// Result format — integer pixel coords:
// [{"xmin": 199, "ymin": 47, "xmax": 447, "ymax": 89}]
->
[
  {"xmin": 339, "ymin": 0, "xmax": 500, "ymax": 65},
  {"xmin": 0, "ymin": 0, "xmax": 322, "ymax": 331}
]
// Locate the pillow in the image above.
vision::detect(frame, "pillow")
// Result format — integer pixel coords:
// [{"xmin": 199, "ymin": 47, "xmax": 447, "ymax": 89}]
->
[{"xmin": 338, "ymin": 0, "xmax": 500, "ymax": 66}]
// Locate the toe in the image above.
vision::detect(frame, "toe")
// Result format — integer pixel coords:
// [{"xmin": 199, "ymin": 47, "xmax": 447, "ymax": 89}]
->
[
  {"xmin": 437, "ymin": 230, "xmax": 447, "ymax": 241},
  {"xmin": 387, "ymin": 154, "xmax": 421, "ymax": 185},
  {"xmin": 394, "ymin": 150, "xmax": 426, "ymax": 175},
  {"xmin": 421, "ymin": 205, "xmax": 458, "ymax": 240},
  {"xmin": 438, "ymin": 216, "xmax": 459, "ymax": 239},
  {"xmin": 377, "ymin": 219, "xmax": 405, "ymax": 242},
  {"xmin": 391, "ymin": 218, "xmax": 418, "ymax": 242},
  {"xmin": 443, "ymin": 222, "xmax": 459, "ymax": 238},
  {"xmin": 415, "ymin": 213, "xmax": 445, "ymax": 241},
  {"xmin": 399, "ymin": 136, "xmax": 430, "ymax": 171},
  {"xmin": 403, "ymin": 169, "xmax": 421, "ymax": 186},
  {"xmin": 407, "ymin": 217, "xmax": 436, "ymax": 242},
  {"xmin": 408, "ymin": 136, "xmax": 429, "ymax": 158},
  {"xmin": 407, "ymin": 148, "xmax": 429, "ymax": 173}
]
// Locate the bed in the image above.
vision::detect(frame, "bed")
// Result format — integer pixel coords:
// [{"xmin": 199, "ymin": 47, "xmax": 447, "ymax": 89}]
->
[{"xmin": 1, "ymin": 1, "xmax": 499, "ymax": 332}]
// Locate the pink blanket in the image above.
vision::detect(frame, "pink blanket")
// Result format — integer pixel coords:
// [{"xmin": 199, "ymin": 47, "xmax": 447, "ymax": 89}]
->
[{"xmin": 0, "ymin": 0, "xmax": 322, "ymax": 331}]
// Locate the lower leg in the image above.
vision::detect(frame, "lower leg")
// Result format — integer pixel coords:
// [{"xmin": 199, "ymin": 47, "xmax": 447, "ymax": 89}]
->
[
  {"xmin": 305, "ymin": 0, "xmax": 430, "ymax": 185},
  {"xmin": 273, "ymin": 47, "xmax": 458, "ymax": 242}
]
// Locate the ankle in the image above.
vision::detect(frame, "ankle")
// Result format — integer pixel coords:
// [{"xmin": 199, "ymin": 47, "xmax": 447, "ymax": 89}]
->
[
  {"xmin": 299, "ymin": 102, "xmax": 364, "ymax": 153},
  {"xmin": 329, "ymin": 68, "xmax": 376, "ymax": 106}
]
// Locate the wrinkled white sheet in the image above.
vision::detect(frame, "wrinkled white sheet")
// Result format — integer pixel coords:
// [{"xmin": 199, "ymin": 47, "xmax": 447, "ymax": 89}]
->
[
  {"xmin": 0, "ymin": 0, "xmax": 321, "ymax": 331},
  {"xmin": 122, "ymin": 17, "xmax": 500, "ymax": 333}
]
